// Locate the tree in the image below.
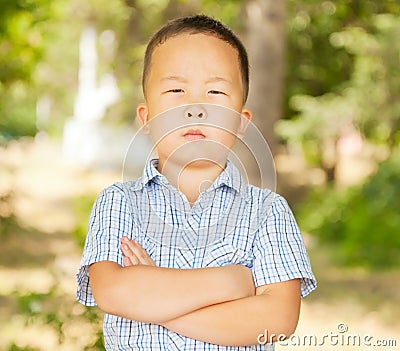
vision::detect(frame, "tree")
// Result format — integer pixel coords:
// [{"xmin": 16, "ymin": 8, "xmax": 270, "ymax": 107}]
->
[{"xmin": 243, "ymin": 0, "xmax": 286, "ymax": 157}]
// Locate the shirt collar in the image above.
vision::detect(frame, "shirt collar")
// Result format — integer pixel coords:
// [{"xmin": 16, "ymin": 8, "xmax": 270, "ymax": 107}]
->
[
  {"xmin": 211, "ymin": 159, "xmax": 248, "ymax": 198},
  {"xmin": 130, "ymin": 158, "xmax": 248, "ymax": 199},
  {"xmin": 129, "ymin": 158, "xmax": 164, "ymax": 191}
]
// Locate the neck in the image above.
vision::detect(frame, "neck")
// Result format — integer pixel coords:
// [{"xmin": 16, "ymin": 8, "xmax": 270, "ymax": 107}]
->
[{"xmin": 158, "ymin": 158, "xmax": 226, "ymax": 205}]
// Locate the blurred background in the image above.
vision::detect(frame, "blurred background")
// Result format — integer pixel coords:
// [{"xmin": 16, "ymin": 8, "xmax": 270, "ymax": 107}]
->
[{"xmin": 0, "ymin": 0, "xmax": 399, "ymax": 350}]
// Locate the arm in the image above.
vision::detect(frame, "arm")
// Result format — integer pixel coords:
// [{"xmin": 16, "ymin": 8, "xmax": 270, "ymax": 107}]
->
[
  {"xmin": 120, "ymin": 238, "xmax": 300, "ymax": 346},
  {"xmin": 162, "ymin": 279, "xmax": 301, "ymax": 346},
  {"xmin": 89, "ymin": 253, "xmax": 254, "ymax": 323}
]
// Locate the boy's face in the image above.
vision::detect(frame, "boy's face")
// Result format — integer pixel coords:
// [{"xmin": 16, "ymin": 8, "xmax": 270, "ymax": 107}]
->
[{"xmin": 137, "ymin": 33, "xmax": 251, "ymax": 164}]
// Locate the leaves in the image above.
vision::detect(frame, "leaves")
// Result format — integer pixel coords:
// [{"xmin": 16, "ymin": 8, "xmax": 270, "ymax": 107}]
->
[
  {"xmin": 298, "ymin": 148, "xmax": 400, "ymax": 269},
  {"xmin": 278, "ymin": 7, "xmax": 400, "ymax": 174}
]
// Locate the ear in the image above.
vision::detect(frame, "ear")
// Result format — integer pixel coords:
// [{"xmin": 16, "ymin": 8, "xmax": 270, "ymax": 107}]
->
[
  {"xmin": 137, "ymin": 103, "xmax": 150, "ymax": 134},
  {"xmin": 237, "ymin": 108, "xmax": 252, "ymax": 138},
  {"xmin": 137, "ymin": 103, "xmax": 149, "ymax": 125}
]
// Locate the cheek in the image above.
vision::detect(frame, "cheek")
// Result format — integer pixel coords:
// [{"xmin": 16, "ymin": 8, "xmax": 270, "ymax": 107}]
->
[
  {"xmin": 205, "ymin": 127, "xmax": 237, "ymax": 147},
  {"xmin": 220, "ymin": 132, "xmax": 237, "ymax": 148},
  {"xmin": 153, "ymin": 128, "xmax": 182, "ymax": 149}
]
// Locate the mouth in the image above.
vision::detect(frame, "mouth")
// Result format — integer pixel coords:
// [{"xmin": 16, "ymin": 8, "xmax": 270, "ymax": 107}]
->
[{"xmin": 183, "ymin": 128, "xmax": 206, "ymax": 141}]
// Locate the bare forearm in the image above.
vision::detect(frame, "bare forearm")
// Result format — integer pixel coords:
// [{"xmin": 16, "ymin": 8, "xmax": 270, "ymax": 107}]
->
[
  {"xmin": 89, "ymin": 262, "xmax": 254, "ymax": 323},
  {"xmin": 162, "ymin": 280, "xmax": 301, "ymax": 346}
]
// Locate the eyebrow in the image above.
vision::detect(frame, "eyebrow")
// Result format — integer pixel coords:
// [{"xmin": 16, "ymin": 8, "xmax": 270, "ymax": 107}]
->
[
  {"xmin": 206, "ymin": 76, "xmax": 232, "ymax": 84},
  {"xmin": 160, "ymin": 76, "xmax": 187, "ymax": 83},
  {"xmin": 160, "ymin": 76, "xmax": 232, "ymax": 84}
]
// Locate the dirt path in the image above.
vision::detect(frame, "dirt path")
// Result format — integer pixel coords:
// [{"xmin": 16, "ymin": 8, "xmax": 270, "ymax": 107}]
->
[
  {"xmin": 0, "ymin": 138, "xmax": 118, "ymax": 350},
  {"xmin": 0, "ymin": 138, "xmax": 398, "ymax": 350}
]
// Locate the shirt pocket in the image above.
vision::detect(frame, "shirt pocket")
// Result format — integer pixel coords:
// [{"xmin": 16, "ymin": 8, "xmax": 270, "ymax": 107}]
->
[{"xmin": 203, "ymin": 239, "xmax": 253, "ymax": 268}]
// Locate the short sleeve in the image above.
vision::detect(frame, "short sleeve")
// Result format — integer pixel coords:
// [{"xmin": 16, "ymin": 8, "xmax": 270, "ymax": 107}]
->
[
  {"xmin": 251, "ymin": 194, "xmax": 316, "ymax": 297},
  {"xmin": 76, "ymin": 183, "xmax": 134, "ymax": 306}
]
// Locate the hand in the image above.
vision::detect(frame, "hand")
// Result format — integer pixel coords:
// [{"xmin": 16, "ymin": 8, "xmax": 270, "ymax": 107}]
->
[{"xmin": 120, "ymin": 237, "xmax": 156, "ymax": 267}]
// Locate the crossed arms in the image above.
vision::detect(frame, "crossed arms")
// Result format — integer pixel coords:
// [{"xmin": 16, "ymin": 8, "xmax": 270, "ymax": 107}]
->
[{"xmin": 89, "ymin": 237, "xmax": 301, "ymax": 347}]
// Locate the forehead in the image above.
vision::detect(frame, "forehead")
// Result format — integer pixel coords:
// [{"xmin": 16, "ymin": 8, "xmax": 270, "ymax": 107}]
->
[{"xmin": 148, "ymin": 33, "xmax": 241, "ymax": 80}]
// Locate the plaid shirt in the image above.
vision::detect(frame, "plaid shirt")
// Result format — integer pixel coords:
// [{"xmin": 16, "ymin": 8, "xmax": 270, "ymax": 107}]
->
[{"xmin": 77, "ymin": 159, "xmax": 316, "ymax": 350}]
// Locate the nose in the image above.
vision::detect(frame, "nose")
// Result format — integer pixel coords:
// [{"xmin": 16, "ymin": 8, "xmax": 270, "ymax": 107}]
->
[{"xmin": 184, "ymin": 104, "xmax": 207, "ymax": 120}]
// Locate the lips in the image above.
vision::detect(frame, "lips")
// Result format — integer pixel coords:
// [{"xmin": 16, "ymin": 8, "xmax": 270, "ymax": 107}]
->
[{"xmin": 183, "ymin": 129, "xmax": 205, "ymax": 141}]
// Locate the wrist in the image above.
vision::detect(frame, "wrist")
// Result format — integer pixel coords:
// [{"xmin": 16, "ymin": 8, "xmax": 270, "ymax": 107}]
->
[{"xmin": 216, "ymin": 265, "xmax": 255, "ymax": 301}]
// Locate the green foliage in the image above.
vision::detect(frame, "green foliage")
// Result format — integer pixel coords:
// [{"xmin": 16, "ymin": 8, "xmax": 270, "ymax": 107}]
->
[
  {"xmin": 276, "ymin": 93, "xmax": 349, "ymax": 166},
  {"xmin": 83, "ymin": 334, "xmax": 106, "ymax": 351},
  {"xmin": 81, "ymin": 308, "xmax": 106, "ymax": 350},
  {"xmin": 279, "ymin": 5, "xmax": 400, "ymax": 271},
  {"xmin": 285, "ymin": 0, "xmax": 400, "ymax": 114},
  {"xmin": 69, "ymin": 193, "xmax": 113, "ymax": 349},
  {"xmin": 0, "ymin": 82, "xmax": 37, "ymax": 140},
  {"xmin": 334, "ymin": 15, "xmax": 400, "ymax": 147},
  {"xmin": 0, "ymin": 0, "xmax": 63, "ymax": 138},
  {"xmin": 199, "ymin": 0, "xmax": 243, "ymax": 28},
  {"xmin": 298, "ymin": 148, "xmax": 400, "ymax": 269},
  {"xmin": 6, "ymin": 344, "xmax": 39, "ymax": 351},
  {"xmin": 278, "ymin": 7, "xmax": 400, "ymax": 171},
  {"xmin": 0, "ymin": 191, "xmax": 18, "ymax": 237},
  {"xmin": 0, "ymin": 0, "xmax": 51, "ymax": 84},
  {"xmin": 5, "ymin": 286, "xmax": 105, "ymax": 350},
  {"xmin": 72, "ymin": 194, "xmax": 98, "ymax": 248},
  {"xmin": 14, "ymin": 289, "xmax": 64, "ymax": 343}
]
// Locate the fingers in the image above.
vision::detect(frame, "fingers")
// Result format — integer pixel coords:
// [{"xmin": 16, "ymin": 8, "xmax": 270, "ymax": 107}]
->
[
  {"xmin": 120, "ymin": 237, "xmax": 156, "ymax": 266},
  {"xmin": 121, "ymin": 240, "xmax": 139, "ymax": 266},
  {"xmin": 132, "ymin": 239, "xmax": 156, "ymax": 266},
  {"xmin": 123, "ymin": 255, "xmax": 135, "ymax": 267}
]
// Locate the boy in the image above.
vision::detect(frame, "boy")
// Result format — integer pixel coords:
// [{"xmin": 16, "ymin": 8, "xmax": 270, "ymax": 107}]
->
[{"xmin": 76, "ymin": 14, "xmax": 316, "ymax": 350}]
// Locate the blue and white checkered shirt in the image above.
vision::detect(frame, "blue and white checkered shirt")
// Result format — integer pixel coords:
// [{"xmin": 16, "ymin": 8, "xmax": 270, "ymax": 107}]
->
[{"xmin": 77, "ymin": 159, "xmax": 316, "ymax": 350}]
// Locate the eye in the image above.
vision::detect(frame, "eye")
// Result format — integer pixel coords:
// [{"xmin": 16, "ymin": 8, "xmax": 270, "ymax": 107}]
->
[
  {"xmin": 208, "ymin": 90, "xmax": 226, "ymax": 95},
  {"xmin": 167, "ymin": 88, "xmax": 184, "ymax": 93}
]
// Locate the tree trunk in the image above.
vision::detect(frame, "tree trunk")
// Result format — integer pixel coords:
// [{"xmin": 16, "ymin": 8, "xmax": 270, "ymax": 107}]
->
[{"xmin": 243, "ymin": 0, "xmax": 286, "ymax": 157}]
